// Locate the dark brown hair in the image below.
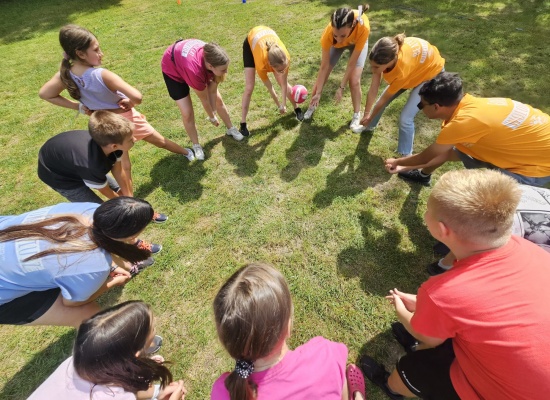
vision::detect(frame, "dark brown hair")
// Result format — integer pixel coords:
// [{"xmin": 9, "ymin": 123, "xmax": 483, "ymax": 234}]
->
[
  {"xmin": 331, "ymin": 5, "xmax": 369, "ymax": 29},
  {"xmin": 58, "ymin": 25, "xmax": 96, "ymax": 100},
  {"xmin": 74, "ymin": 301, "xmax": 173, "ymax": 395},
  {"xmin": 369, "ymin": 33, "xmax": 406, "ymax": 65},
  {"xmin": 0, "ymin": 197, "xmax": 153, "ymax": 263},
  {"xmin": 214, "ymin": 263, "xmax": 293, "ymax": 400}
]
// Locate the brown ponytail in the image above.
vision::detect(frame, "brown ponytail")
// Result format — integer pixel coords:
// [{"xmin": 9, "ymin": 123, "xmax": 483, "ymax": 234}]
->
[
  {"xmin": 331, "ymin": 4, "xmax": 369, "ymax": 29},
  {"xmin": 369, "ymin": 33, "xmax": 406, "ymax": 65}
]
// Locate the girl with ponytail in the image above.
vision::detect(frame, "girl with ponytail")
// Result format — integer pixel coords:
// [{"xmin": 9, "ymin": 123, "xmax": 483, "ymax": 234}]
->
[
  {"xmin": 356, "ymin": 34, "xmax": 445, "ymax": 156},
  {"xmin": 304, "ymin": 5, "xmax": 370, "ymax": 132},
  {"xmin": 240, "ymin": 26, "xmax": 303, "ymax": 137},
  {"xmin": 30, "ymin": 301, "xmax": 187, "ymax": 400},
  {"xmin": 0, "ymin": 197, "xmax": 155, "ymax": 328},
  {"xmin": 211, "ymin": 263, "xmax": 366, "ymax": 400}
]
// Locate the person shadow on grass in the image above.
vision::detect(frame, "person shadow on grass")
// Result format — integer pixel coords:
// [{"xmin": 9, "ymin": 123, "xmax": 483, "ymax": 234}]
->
[
  {"xmin": 133, "ymin": 137, "xmax": 222, "ymax": 203},
  {"xmin": 312, "ymin": 131, "xmax": 391, "ymax": 208},
  {"xmin": 222, "ymin": 113, "xmax": 298, "ymax": 177},
  {"xmin": 336, "ymin": 185, "xmax": 431, "ymax": 296}
]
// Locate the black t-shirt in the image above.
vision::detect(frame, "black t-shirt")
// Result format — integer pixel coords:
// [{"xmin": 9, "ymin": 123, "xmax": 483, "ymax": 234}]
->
[{"xmin": 38, "ymin": 130, "xmax": 123, "ymax": 190}]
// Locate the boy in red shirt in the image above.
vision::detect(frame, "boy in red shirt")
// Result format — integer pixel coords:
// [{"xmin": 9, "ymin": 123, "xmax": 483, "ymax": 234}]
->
[{"xmin": 361, "ymin": 169, "xmax": 550, "ymax": 399}]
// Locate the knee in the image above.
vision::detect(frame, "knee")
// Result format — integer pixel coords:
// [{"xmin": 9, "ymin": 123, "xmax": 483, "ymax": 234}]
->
[
  {"xmin": 349, "ymin": 77, "xmax": 361, "ymax": 91},
  {"xmin": 399, "ymin": 113, "xmax": 415, "ymax": 130},
  {"xmin": 181, "ymin": 112, "xmax": 194, "ymax": 126}
]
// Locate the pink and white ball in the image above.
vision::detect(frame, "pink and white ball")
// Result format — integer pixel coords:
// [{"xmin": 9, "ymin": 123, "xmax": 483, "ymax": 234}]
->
[{"xmin": 291, "ymin": 85, "xmax": 308, "ymax": 104}]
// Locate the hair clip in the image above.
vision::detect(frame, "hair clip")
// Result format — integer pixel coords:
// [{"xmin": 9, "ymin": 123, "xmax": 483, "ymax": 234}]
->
[
  {"xmin": 357, "ymin": 5, "xmax": 364, "ymax": 25},
  {"xmin": 235, "ymin": 359, "xmax": 254, "ymax": 379}
]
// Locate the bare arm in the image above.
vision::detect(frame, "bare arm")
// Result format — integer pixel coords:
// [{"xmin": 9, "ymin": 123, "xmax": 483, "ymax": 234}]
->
[
  {"xmin": 111, "ymin": 158, "xmax": 133, "ymax": 197},
  {"xmin": 309, "ymin": 49, "xmax": 332, "ymax": 107},
  {"xmin": 39, "ymin": 72, "xmax": 81, "ymax": 111},
  {"xmin": 262, "ymin": 78, "xmax": 282, "ymax": 110},
  {"xmin": 62, "ymin": 270, "xmax": 130, "ymax": 307},
  {"xmin": 101, "ymin": 69, "xmax": 142, "ymax": 110},
  {"xmin": 360, "ymin": 74, "xmax": 390, "ymax": 126},
  {"xmin": 385, "ymin": 143, "xmax": 455, "ymax": 173}
]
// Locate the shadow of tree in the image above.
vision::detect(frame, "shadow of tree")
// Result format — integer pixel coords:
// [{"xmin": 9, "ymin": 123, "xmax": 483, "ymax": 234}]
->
[
  {"xmin": 337, "ymin": 186, "xmax": 431, "ymax": 296},
  {"xmin": 0, "ymin": 0, "xmax": 122, "ymax": 45},
  {"xmin": 134, "ymin": 137, "xmax": 222, "ymax": 203},
  {"xmin": 312, "ymin": 132, "xmax": 391, "ymax": 208},
  {"xmin": 0, "ymin": 331, "xmax": 75, "ymax": 399}
]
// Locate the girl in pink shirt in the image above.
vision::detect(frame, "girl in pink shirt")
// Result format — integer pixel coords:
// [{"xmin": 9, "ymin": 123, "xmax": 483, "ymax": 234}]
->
[
  {"xmin": 211, "ymin": 263, "xmax": 366, "ymax": 400},
  {"xmin": 29, "ymin": 301, "xmax": 187, "ymax": 400},
  {"xmin": 161, "ymin": 39, "xmax": 243, "ymax": 161}
]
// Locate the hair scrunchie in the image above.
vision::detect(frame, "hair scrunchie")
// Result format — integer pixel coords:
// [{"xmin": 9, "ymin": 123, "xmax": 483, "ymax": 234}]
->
[
  {"xmin": 235, "ymin": 359, "xmax": 254, "ymax": 379},
  {"xmin": 62, "ymin": 51, "xmax": 70, "ymax": 60}
]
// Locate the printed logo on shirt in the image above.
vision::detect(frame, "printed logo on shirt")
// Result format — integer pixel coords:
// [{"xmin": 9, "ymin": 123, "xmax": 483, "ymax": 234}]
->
[
  {"xmin": 502, "ymin": 101, "xmax": 530, "ymax": 130},
  {"xmin": 251, "ymin": 29, "xmax": 277, "ymax": 50},
  {"xmin": 409, "ymin": 38, "xmax": 429, "ymax": 63},
  {"xmin": 530, "ymin": 115, "xmax": 549, "ymax": 126},
  {"xmin": 16, "ymin": 240, "xmax": 45, "ymax": 273},
  {"xmin": 180, "ymin": 39, "xmax": 205, "ymax": 58}
]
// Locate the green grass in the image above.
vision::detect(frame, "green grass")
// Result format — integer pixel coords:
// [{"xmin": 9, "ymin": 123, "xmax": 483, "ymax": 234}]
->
[{"xmin": 0, "ymin": 0, "xmax": 549, "ymax": 398}]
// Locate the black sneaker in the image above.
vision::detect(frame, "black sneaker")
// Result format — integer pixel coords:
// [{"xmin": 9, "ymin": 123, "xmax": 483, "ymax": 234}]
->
[
  {"xmin": 294, "ymin": 107, "xmax": 304, "ymax": 121},
  {"xmin": 427, "ymin": 261, "xmax": 448, "ymax": 276},
  {"xmin": 398, "ymin": 169, "xmax": 431, "ymax": 186},
  {"xmin": 391, "ymin": 322, "xmax": 419, "ymax": 353},
  {"xmin": 130, "ymin": 257, "xmax": 155, "ymax": 277},
  {"xmin": 359, "ymin": 356, "xmax": 404, "ymax": 400},
  {"xmin": 152, "ymin": 212, "xmax": 168, "ymax": 223},
  {"xmin": 433, "ymin": 240, "xmax": 450, "ymax": 256},
  {"xmin": 239, "ymin": 124, "xmax": 250, "ymax": 137}
]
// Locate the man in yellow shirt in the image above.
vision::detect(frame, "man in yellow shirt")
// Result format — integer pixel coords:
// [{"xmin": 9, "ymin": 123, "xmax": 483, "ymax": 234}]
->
[{"xmin": 385, "ymin": 72, "xmax": 550, "ymax": 187}]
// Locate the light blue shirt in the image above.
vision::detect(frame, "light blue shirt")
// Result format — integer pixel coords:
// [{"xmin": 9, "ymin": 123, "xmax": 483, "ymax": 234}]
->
[{"xmin": 0, "ymin": 203, "xmax": 112, "ymax": 305}]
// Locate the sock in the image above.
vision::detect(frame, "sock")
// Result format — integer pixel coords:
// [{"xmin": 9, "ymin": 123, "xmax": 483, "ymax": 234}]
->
[
  {"xmin": 438, "ymin": 258, "xmax": 452, "ymax": 270},
  {"xmin": 419, "ymin": 170, "xmax": 431, "ymax": 177},
  {"xmin": 240, "ymin": 122, "xmax": 247, "ymax": 130}
]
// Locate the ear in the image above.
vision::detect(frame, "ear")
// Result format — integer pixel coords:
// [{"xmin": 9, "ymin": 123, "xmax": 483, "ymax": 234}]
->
[
  {"xmin": 204, "ymin": 62, "xmax": 213, "ymax": 71},
  {"xmin": 75, "ymin": 49, "xmax": 86, "ymax": 60},
  {"xmin": 438, "ymin": 220, "xmax": 451, "ymax": 239}
]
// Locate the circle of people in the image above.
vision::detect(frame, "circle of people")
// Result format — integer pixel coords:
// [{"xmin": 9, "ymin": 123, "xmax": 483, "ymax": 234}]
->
[{"xmin": 2, "ymin": 4, "xmax": 550, "ymax": 400}]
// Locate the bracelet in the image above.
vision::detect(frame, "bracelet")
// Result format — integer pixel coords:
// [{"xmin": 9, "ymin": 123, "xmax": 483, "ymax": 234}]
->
[
  {"xmin": 150, "ymin": 384, "xmax": 161, "ymax": 400},
  {"xmin": 339, "ymin": 86, "xmax": 345, "ymax": 90},
  {"xmin": 208, "ymin": 116, "xmax": 218, "ymax": 123}
]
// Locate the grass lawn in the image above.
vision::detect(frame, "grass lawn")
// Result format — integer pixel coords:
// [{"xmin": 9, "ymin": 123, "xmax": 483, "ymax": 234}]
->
[{"xmin": 0, "ymin": 0, "xmax": 548, "ymax": 398}]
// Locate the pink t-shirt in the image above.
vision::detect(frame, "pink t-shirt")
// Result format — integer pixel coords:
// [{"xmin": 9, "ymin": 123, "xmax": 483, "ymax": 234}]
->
[
  {"xmin": 411, "ymin": 236, "xmax": 550, "ymax": 400},
  {"xmin": 28, "ymin": 356, "xmax": 136, "ymax": 400},
  {"xmin": 161, "ymin": 39, "xmax": 214, "ymax": 91},
  {"xmin": 211, "ymin": 336, "xmax": 347, "ymax": 399}
]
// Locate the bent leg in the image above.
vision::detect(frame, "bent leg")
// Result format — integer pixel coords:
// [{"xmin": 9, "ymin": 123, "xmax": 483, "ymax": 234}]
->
[
  {"xmin": 175, "ymin": 96, "xmax": 199, "ymax": 145},
  {"xmin": 27, "ymin": 293, "xmax": 100, "ymax": 328}
]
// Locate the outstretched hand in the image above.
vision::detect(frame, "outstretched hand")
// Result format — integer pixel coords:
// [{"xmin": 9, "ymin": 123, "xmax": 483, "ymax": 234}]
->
[
  {"xmin": 160, "ymin": 380, "xmax": 187, "ymax": 400},
  {"xmin": 385, "ymin": 288, "xmax": 417, "ymax": 312},
  {"xmin": 117, "ymin": 98, "xmax": 135, "ymax": 111},
  {"xmin": 334, "ymin": 88, "xmax": 343, "ymax": 103},
  {"xmin": 384, "ymin": 158, "xmax": 406, "ymax": 174},
  {"xmin": 310, "ymin": 93, "xmax": 321, "ymax": 108}
]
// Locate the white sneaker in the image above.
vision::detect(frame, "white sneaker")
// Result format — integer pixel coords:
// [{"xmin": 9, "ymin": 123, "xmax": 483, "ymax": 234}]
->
[
  {"xmin": 226, "ymin": 126, "xmax": 244, "ymax": 141},
  {"xmin": 192, "ymin": 144, "xmax": 205, "ymax": 160},
  {"xmin": 183, "ymin": 148, "xmax": 195, "ymax": 161},
  {"xmin": 349, "ymin": 112, "xmax": 362, "ymax": 129},
  {"xmin": 303, "ymin": 105, "xmax": 316, "ymax": 120},
  {"xmin": 351, "ymin": 124, "xmax": 365, "ymax": 134}
]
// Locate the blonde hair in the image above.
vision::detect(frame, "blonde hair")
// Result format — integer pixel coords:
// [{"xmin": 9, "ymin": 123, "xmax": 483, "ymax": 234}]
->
[
  {"xmin": 266, "ymin": 41, "xmax": 287, "ymax": 68},
  {"xmin": 430, "ymin": 169, "xmax": 521, "ymax": 247},
  {"xmin": 214, "ymin": 263, "xmax": 293, "ymax": 400},
  {"xmin": 203, "ymin": 42, "xmax": 229, "ymax": 84},
  {"xmin": 369, "ymin": 33, "xmax": 406, "ymax": 65},
  {"xmin": 88, "ymin": 110, "xmax": 133, "ymax": 146}
]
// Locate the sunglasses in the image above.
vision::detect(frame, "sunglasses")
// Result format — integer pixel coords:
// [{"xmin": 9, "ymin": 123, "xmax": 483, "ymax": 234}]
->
[
  {"xmin": 145, "ymin": 335, "xmax": 163, "ymax": 354},
  {"xmin": 417, "ymin": 101, "xmax": 434, "ymax": 110}
]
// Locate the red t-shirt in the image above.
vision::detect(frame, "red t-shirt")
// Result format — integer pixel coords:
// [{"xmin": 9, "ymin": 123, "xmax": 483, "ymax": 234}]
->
[{"xmin": 411, "ymin": 236, "xmax": 550, "ymax": 399}]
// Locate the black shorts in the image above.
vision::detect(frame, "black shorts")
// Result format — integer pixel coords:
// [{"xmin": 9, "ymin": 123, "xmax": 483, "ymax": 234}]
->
[
  {"xmin": 396, "ymin": 339, "xmax": 460, "ymax": 400},
  {"xmin": 243, "ymin": 38, "xmax": 255, "ymax": 69},
  {"xmin": 0, "ymin": 288, "xmax": 60, "ymax": 325},
  {"xmin": 163, "ymin": 72, "xmax": 190, "ymax": 101}
]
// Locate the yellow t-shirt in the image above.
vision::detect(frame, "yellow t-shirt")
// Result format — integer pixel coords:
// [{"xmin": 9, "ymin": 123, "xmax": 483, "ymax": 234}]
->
[
  {"xmin": 320, "ymin": 11, "xmax": 370, "ymax": 51},
  {"xmin": 436, "ymin": 94, "xmax": 550, "ymax": 177},
  {"xmin": 247, "ymin": 26, "xmax": 290, "ymax": 81},
  {"xmin": 382, "ymin": 37, "xmax": 445, "ymax": 94}
]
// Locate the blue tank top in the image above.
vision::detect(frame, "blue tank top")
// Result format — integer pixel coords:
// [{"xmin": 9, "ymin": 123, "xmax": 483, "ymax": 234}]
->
[{"xmin": 69, "ymin": 68, "xmax": 128, "ymax": 110}]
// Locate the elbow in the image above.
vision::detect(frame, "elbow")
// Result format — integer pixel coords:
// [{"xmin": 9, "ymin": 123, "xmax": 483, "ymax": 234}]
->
[{"xmin": 38, "ymin": 88, "xmax": 48, "ymax": 101}]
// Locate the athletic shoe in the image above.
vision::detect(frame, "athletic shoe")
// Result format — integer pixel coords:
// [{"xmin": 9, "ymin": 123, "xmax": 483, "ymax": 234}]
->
[
  {"xmin": 351, "ymin": 123, "xmax": 365, "ymax": 134},
  {"xmin": 433, "ymin": 240, "xmax": 450, "ymax": 256},
  {"xmin": 359, "ymin": 356, "xmax": 404, "ymax": 400},
  {"xmin": 303, "ymin": 105, "xmax": 316, "ymax": 120},
  {"xmin": 349, "ymin": 112, "xmax": 362, "ymax": 129},
  {"xmin": 152, "ymin": 212, "xmax": 168, "ymax": 223},
  {"xmin": 391, "ymin": 322, "xmax": 419, "ymax": 353},
  {"xmin": 226, "ymin": 126, "xmax": 244, "ymax": 141},
  {"xmin": 130, "ymin": 257, "xmax": 155, "ymax": 277},
  {"xmin": 240, "ymin": 125, "xmax": 250, "ymax": 137},
  {"xmin": 427, "ymin": 261, "xmax": 448, "ymax": 276},
  {"xmin": 136, "ymin": 239, "xmax": 162, "ymax": 255},
  {"xmin": 294, "ymin": 107, "xmax": 304, "ymax": 121},
  {"xmin": 397, "ymin": 169, "xmax": 431, "ymax": 186},
  {"xmin": 192, "ymin": 144, "xmax": 205, "ymax": 160},
  {"xmin": 183, "ymin": 148, "xmax": 195, "ymax": 161}
]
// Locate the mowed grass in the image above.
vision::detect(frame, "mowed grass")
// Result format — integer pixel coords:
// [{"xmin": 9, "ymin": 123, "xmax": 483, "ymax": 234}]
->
[{"xmin": 0, "ymin": 0, "xmax": 549, "ymax": 398}]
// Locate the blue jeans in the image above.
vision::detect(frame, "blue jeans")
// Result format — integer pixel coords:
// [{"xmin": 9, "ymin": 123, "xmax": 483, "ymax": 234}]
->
[
  {"xmin": 366, "ymin": 84, "xmax": 424, "ymax": 156},
  {"xmin": 455, "ymin": 148, "xmax": 550, "ymax": 188}
]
